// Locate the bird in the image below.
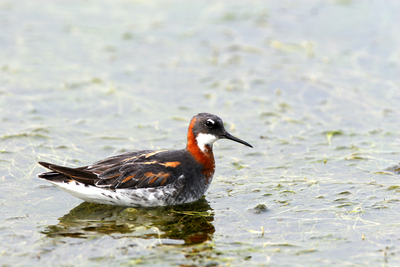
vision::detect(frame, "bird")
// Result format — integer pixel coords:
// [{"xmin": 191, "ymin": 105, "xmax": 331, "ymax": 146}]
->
[{"xmin": 37, "ymin": 113, "xmax": 252, "ymax": 207}]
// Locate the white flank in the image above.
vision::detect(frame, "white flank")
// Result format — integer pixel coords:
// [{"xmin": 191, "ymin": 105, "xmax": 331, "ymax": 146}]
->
[
  {"xmin": 196, "ymin": 133, "xmax": 218, "ymax": 152},
  {"xmin": 45, "ymin": 175, "xmax": 193, "ymax": 207}
]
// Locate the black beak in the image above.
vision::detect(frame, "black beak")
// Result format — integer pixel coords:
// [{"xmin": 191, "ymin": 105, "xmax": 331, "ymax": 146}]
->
[{"xmin": 222, "ymin": 132, "xmax": 253, "ymax": 148}]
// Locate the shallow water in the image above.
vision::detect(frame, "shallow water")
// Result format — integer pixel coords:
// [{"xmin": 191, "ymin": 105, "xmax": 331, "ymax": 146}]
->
[{"xmin": 1, "ymin": 0, "xmax": 400, "ymax": 266}]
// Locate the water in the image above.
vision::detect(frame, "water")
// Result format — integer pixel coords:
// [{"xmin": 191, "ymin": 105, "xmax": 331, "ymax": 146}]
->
[{"xmin": 1, "ymin": 0, "xmax": 400, "ymax": 266}]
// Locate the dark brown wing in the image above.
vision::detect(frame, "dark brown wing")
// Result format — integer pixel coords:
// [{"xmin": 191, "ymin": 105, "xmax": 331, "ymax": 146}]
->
[
  {"xmin": 38, "ymin": 149, "xmax": 187, "ymax": 190},
  {"xmin": 38, "ymin": 161, "xmax": 99, "ymax": 185},
  {"xmin": 89, "ymin": 150, "xmax": 185, "ymax": 189},
  {"xmin": 85, "ymin": 150, "xmax": 156, "ymax": 173}
]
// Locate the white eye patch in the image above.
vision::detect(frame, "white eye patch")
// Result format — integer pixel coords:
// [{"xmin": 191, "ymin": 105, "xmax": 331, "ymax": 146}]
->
[{"xmin": 207, "ymin": 119, "xmax": 215, "ymax": 124}]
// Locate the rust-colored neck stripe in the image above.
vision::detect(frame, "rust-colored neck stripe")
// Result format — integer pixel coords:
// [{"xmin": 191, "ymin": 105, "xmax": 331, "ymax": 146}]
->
[{"xmin": 186, "ymin": 117, "xmax": 215, "ymax": 181}]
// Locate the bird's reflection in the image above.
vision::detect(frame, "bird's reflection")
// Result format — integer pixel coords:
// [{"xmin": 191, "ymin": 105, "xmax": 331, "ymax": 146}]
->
[{"xmin": 42, "ymin": 198, "xmax": 214, "ymax": 244}]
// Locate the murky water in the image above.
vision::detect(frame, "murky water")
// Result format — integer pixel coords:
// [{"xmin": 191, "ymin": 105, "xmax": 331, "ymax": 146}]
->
[{"xmin": 1, "ymin": 0, "xmax": 400, "ymax": 266}]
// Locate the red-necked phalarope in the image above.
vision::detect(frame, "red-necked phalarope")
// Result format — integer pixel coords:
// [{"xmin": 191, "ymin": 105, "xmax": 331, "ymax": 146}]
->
[{"xmin": 37, "ymin": 113, "xmax": 252, "ymax": 207}]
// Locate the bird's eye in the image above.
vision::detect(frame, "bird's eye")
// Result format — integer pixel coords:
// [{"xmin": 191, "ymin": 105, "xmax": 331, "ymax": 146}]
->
[{"xmin": 205, "ymin": 119, "xmax": 215, "ymax": 127}]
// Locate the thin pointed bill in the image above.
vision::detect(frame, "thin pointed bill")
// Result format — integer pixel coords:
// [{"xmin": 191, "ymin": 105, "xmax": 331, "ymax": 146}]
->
[{"xmin": 222, "ymin": 132, "xmax": 253, "ymax": 148}]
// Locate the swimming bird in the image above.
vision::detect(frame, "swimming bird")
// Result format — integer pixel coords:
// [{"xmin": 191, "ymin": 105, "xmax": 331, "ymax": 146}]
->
[{"xmin": 37, "ymin": 113, "xmax": 252, "ymax": 207}]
